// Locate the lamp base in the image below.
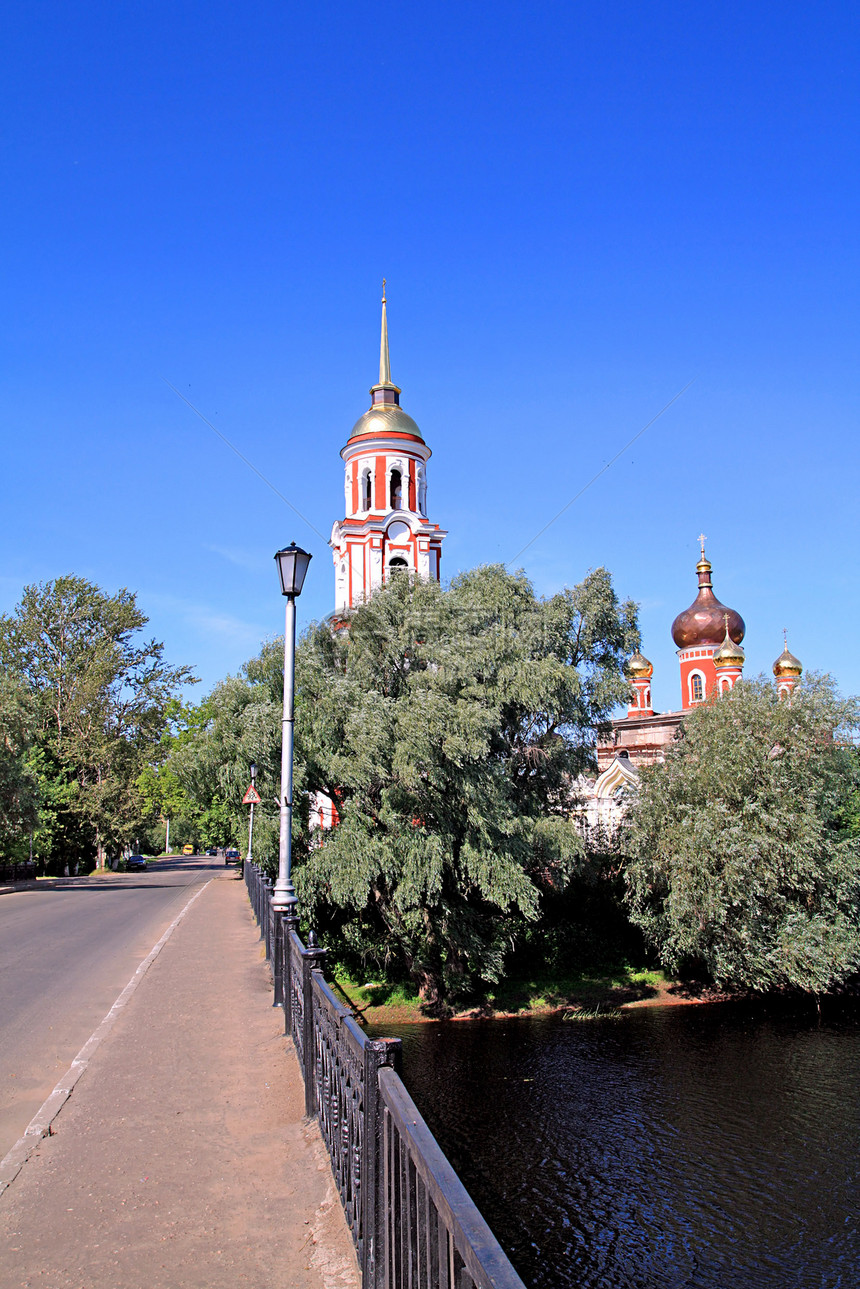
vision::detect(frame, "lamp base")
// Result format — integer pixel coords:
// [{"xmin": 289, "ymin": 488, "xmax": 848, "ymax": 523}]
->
[{"xmin": 272, "ymin": 877, "xmax": 298, "ymax": 914}]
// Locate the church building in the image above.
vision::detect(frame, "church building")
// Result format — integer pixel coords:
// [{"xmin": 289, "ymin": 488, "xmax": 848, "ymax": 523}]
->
[{"xmin": 584, "ymin": 539, "xmax": 803, "ymax": 829}]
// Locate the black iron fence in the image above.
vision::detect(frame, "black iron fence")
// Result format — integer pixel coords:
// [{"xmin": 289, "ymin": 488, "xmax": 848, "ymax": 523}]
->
[
  {"xmin": 0, "ymin": 861, "xmax": 36, "ymax": 884},
  {"xmin": 245, "ymin": 860, "xmax": 527, "ymax": 1289}
]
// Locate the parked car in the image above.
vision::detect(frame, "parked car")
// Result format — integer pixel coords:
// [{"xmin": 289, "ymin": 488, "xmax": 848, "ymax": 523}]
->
[
  {"xmin": 182, "ymin": 844, "xmax": 195, "ymax": 856},
  {"xmin": 125, "ymin": 854, "xmax": 147, "ymax": 871},
  {"xmin": 224, "ymin": 848, "xmax": 240, "ymax": 866},
  {"xmin": 205, "ymin": 847, "xmax": 217, "ymax": 857}
]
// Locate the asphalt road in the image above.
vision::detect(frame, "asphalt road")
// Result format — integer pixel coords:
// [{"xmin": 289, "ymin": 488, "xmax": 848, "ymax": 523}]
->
[{"xmin": 0, "ymin": 856, "xmax": 223, "ymax": 1159}]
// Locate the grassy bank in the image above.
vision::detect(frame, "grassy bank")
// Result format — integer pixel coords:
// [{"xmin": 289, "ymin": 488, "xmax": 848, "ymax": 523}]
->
[{"xmin": 331, "ymin": 965, "xmax": 684, "ymax": 1024}]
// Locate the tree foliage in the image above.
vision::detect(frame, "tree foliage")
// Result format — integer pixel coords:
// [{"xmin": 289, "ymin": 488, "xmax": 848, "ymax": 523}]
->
[
  {"xmin": 623, "ymin": 675, "xmax": 860, "ymax": 993},
  {"xmin": 0, "ymin": 674, "xmax": 40, "ymax": 856},
  {"xmin": 294, "ymin": 564, "xmax": 639, "ymax": 1009},
  {"xmin": 0, "ymin": 576, "xmax": 194, "ymax": 865}
]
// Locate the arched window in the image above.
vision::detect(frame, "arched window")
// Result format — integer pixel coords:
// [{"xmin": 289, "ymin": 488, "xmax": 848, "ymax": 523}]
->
[
  {"xmin": 390, "ymin": 469, "xmax": 402, "ymax": 510},
  {"xmin": 361, "ymin": 469, "xmax": 372, "ymax": 511},
  {"xmin": 645, "ymin": 687, "xmax": 651, "ymax": 709},
  {"xmin": 690, "ymin": 672, "xmax": 704, "ymax": 703},
  {"xmin": 720, "ymin": 676, "xmax": 730, "ymax": 694},
  {"xmin": 388, "ymin": 557, "xmax": 408, "ymax": 576}
]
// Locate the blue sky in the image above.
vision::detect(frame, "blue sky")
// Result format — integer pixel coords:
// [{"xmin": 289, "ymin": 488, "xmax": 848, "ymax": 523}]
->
[{"xmin": 2, "ymin": 1, "xmax": 858, "ymax": 712}]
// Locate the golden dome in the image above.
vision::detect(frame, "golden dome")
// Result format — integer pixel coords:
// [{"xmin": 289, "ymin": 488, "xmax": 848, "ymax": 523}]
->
[
  {"xmin": 713, "ymin": 621, "xmax": 745, "ymax": 668},
  {"xmin": 671, "ymin": 544, "xmax": 745, "ymax": 650},
  {"xmin": 773, "ymin": 640, "xmax": 802, "ymax": 678},
  {"xmin": 347, "ymin": 404, "xmax": 424, "ymax": 443},
  {"xmin": 625, "ymin": 649, "xmax": 654, "ymax": 679}
]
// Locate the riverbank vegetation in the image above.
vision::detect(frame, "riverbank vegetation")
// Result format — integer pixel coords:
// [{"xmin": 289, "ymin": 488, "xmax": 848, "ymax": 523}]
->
[{"xmin": 624, "ymin": 675, "xmax": 860, "ymax": 993}]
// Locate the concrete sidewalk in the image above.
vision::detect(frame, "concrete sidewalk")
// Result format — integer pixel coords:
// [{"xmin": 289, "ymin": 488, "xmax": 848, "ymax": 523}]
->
[{"xmin": 0, "ymin": 872, "xmax": 359, "ymax": 1289}]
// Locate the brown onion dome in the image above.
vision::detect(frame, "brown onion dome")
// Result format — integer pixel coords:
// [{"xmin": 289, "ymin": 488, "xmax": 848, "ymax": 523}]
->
[
  {"xmin": 671, "ymin": 546, "xmax": 745, "ymax": 649},
  {"xmin": 713, "ymin": 619, "xmax": 745, "ymax": 668},
  {"xmin": 625, "ymin": 649, "xmax": 654, "ymax": 679},
  {"xmin": 773, "ymin": 639, "xmax": 802, "ymax": 678}
]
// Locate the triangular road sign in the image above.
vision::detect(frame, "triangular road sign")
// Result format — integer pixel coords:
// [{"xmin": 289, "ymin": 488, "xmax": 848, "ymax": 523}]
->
[{"xmin": 242, "ymin": 785, "xmax": 262, "ymax": 805}]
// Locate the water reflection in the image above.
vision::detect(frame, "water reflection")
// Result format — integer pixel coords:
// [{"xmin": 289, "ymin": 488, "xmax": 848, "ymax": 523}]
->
[{"xmin": 368, "ymin": 1007, "xmax": 860, "ymax": 1288}]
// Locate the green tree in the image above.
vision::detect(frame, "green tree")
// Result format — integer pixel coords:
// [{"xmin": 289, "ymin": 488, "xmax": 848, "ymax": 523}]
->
[
  {"xmin": 293, "ymin": 564, "xmax": 639, "ymax": 1010},
  {"xmin": 623, "ymin": 676, "xmax": 860, "ymax": 993},
  {"xmin": 154, "ymin": 670, "xmax": 286, "ymax": 859},
  {"xmin": 0, "ymin": 674, "xmax": 40, "ymax": 859},
  {"xmin": 0, "ymin": 576, "xmax": 195, "ymax": 867}
]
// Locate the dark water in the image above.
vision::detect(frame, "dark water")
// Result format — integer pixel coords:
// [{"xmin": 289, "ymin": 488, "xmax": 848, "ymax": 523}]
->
[{"xmin": 368, "ymin": 1007, "xmax": 860, "ymax": 1289}]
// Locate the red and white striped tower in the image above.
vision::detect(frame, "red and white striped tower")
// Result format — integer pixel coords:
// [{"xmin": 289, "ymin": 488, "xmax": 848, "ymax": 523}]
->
[
  {"xmin": 330, "ymin": 284, "xmax": 447, "ymax": 613},
  {"xmin": 625, "ymin": 650, "xmax": 654, "ymax": 716},
  {"xmin": 671, "ymin": 537, "xmax": 745, "ymax": 709},
  {"xmin": 712, "ymin": 613, "xmax": 745, "ymax": 693},
  {"xmin": 773, "ymin": 632, "xmax": 803, "ymax": 699}
]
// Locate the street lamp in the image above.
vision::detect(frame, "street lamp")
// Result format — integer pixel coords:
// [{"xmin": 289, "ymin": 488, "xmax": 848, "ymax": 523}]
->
[
  {"xmin": 246, "ymin": 761, "xmax": 257, "ymax": 865},
  {"xmin": 273, "ymin": 543, "xmax": 312, "ymax": 913}
]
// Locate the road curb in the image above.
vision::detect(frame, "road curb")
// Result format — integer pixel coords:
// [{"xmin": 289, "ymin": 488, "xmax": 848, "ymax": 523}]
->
[{"xmin": 0, "ymin": 879, "xmax": 212, "ymax": 1198}]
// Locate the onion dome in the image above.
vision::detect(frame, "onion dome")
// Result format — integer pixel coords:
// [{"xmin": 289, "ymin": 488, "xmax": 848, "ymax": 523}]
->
[
  {"xmin": 713, "ymin": 616, "xmax": 745, "ymax": 669},
  {"xmin": 347, "ymin": 282, "xmax": 424, "ymax": 444},
  {"xmin": 671, "ymin": 539, "xmax": 745, "ymax": 649},
  {"xmin": 773, "ymin": 634, "xmax": 802, "ymax": 679},
  {"xmin": 625, "ymin": 649, "xmax": 654, "ymax": 679}
]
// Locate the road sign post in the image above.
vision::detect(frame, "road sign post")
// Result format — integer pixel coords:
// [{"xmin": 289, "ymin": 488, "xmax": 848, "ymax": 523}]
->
[{"xmin": 242, "ymin": 776, "xmax": 262, "ymax": 866}]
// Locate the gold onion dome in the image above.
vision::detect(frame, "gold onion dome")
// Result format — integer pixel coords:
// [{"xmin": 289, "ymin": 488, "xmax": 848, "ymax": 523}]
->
[
  {"xmin": 773, "ymin": 637, "xmax": 802, "ymax": 678},
  {"xmin": 713, "ymin": 617, "xmax": 745, "ymax": 668},
  {"xmin": 671, "ymin": 539, "xmax": 745, "ymax": 650},
  {"xmin": 625, "ymin": 649, "xmax": 654, "ymax": 679},
  {"xmin": 347, "ymin": 281, "xmax": 424, "ymax": 444}
]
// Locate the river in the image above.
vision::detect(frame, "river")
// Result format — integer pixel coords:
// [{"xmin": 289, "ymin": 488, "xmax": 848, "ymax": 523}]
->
[{"xmin": 369, "ymin": 1004, "xmax": 860, "ymax": 1288}]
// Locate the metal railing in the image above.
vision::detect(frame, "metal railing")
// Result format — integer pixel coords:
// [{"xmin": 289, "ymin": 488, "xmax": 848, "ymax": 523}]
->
[
  {"xmin": 245, "ymin": 860, "xmax": 527, "ymax": 1289},
  {"xmin": 0, "ymin": 861, "xmax": 36, "ymax": 884}
]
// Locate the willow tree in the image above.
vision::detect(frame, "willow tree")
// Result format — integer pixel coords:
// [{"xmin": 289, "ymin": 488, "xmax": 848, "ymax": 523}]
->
[
  {"xmin": 623, "ymin": 676, "xmax": 860, "ymax": 993},
  {"xmin": 293, "ymin": 564, "xmax": 639, "ymax": 1010}
]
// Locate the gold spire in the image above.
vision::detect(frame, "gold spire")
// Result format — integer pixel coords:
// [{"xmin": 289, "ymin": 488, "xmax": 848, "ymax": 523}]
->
[
  {"xmin": 378, "ymin": 279, "xmax": 391, "ymax": 387},
  {"xmin": 696, "ymin": 532, "xmax": 712, "ymax": 578}
]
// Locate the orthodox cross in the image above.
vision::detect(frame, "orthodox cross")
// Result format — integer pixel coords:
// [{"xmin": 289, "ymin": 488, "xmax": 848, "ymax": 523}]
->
[{"xmin": 698, "ymin": 532, "xmax": 707, "ymax": 558}]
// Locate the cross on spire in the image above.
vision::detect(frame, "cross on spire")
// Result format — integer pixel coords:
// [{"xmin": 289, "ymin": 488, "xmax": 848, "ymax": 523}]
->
[{"xmin": 698, "ymin": 533, "xmax": 707, "ymax": 558}]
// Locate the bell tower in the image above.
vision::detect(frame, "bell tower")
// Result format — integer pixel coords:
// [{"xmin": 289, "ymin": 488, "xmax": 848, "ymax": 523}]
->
[{"xmin": 330, "ymin": 285, "xmax": 447, "ymax": 613}]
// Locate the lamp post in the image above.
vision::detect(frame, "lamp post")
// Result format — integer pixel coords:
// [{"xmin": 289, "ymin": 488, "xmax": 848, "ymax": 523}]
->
[
  {"xmin": 246, "ymin": 761, "xmax": 257, "ymax": 865},
  {"xmin": 273, "ymin": 542, "xmax": 312, "ymax": 913}
]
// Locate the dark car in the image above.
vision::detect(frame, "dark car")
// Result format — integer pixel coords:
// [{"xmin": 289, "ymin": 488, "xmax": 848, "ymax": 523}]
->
[
  {"xmin": 205, "ymin": 847, "xmax": 217, "ymax": 857},
  {"xmin": 125, "ymin": 854, "xmax": 147, "ymax": 871},
  {"xmin": 224, "ymin": 848, "xmax": 240, "ymax": 866}
]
